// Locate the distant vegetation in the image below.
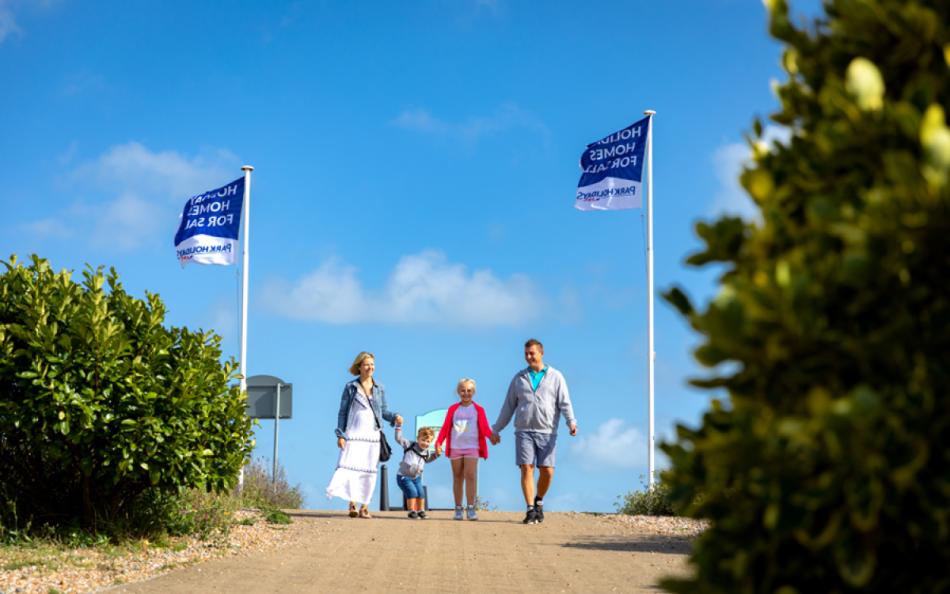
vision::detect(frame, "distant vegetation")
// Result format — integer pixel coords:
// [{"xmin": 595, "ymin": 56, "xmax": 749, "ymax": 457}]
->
[
  {"xmin": 616, "ymin": 480, "xmax": 675, "ymax": 517},
  {"xmin": 661, "ymin": 1, "xmax": 950, "ymax": 592},
  {"xmin": 238, "ymin": 457, "xmax": 304, "ymax": 510}
]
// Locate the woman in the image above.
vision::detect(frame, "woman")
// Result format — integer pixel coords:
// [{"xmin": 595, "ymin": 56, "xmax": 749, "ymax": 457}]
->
[{"xmin": 326, "ymin": 351, "xmax": 402, "ymax": 518}]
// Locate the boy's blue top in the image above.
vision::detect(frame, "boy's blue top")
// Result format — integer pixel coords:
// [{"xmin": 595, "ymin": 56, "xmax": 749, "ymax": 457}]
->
[{"xmin": 528, "ymin": 365, "xmax": 548, "ymax": 391}]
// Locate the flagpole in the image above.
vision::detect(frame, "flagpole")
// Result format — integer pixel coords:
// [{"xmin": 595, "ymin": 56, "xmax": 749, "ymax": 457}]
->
[
  {"xmin": 644, "ymin": 110, "xmax": 656, "ymax": 487},
  {"xmin": 238, "ymin": 165, "xmax": 253, "ymax": 490}
]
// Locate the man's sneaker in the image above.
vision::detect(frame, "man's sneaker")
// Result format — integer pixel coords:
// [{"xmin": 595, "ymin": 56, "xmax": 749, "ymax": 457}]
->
[
  {"xmin": 522, "ymin": 507, "xmax": 538, "ymax": 524},
  {"xmin": 407, "ymin": 510, "xmax": 418, "ymax": 519},
  {"xmin": 454, "ymin": 506, "xmax": 464, "ymax": 521},
  {"xmin": 534, "ymin": 499, "xmax": 545, "ymax": 523},
  {"xmin": 466, "ymin": 505, "xmax": 478, "ymax": 521},
  {"xmin": 418, "ymin": 510, "xmax": 427, "ymax": 519}
]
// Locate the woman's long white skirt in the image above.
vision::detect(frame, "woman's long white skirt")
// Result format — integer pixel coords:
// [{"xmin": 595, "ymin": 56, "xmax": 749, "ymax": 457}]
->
[{"xmin": 327, "ymin": 400, "xmax": 380, "ymax": 505}]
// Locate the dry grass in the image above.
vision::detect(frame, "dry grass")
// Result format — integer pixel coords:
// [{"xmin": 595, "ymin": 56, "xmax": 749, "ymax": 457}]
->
[{"xmin": 0, "ymin": 509, "xmax": 303, "ymax": 594}]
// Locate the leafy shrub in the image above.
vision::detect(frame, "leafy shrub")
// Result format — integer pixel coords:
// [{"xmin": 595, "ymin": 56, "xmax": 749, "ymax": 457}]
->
[
  {"xmin": 169, "ymin": 489, "xmax": 240, "ymax": 540},
  {"xmin": 237, "ymin": 458, "xmax": 303, "ymax": 510},
  {"xmin": 0, "ymin": 255, "xmax": 254, "ymax": 534},
  {"xmin": 616, "ymin": 481, "xmax": 675, "ymax": 517},
  {"xmin": 661, "ymin": 1, "xmax": 950, "ymax": 592},
  {"xmin": 263, "ymin": 509, "xmax": 291, "ymax": 525}
]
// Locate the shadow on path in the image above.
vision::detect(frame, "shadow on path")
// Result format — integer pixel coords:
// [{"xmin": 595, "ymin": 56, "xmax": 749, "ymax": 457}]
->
[{"xmin": 561, "ymin": 535, "xmax": 693, "ymax": 555}]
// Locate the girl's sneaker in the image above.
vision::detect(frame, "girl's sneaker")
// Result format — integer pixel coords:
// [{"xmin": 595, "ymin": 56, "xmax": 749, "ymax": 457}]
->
[
  {"xmin": 418, "ymin": 510, "xmax": 427, "ymax": 519},
  {"xmin": 454, "ymin": 506, "xmax": 464, "ymax": 521},
  {"xmin": 408, "ymin": 510, "xmax": 418, "ymax": 519},
  {"xmin": 466, "ymin": 505, "xmax": 478, "ymax": 521}
]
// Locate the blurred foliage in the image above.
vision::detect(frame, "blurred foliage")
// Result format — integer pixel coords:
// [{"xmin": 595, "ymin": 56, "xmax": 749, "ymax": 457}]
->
[
  {"xmin": 661, "ymin": 1, "xmax": 950, "ymax": 592},
  {"xmin": 0, "ymin": 255, "xmax": 254, "ymax": 536}
]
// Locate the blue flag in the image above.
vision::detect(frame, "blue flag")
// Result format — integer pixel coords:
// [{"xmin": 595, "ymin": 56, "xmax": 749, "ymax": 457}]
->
[
  {"xmin": 575, "ymin": 116, "xmax": 649, "ymax": 211},
  {"xmin": 173, "ymin": 177, "xmax": 244, "ymax": 266}
]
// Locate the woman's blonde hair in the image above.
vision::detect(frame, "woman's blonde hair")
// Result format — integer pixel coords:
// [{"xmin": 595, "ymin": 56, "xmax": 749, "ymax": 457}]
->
[
  {"xmin": 349, "ymin": 351, "xmax": 375, "ymax": 376},
  {"xmin": 456, "ymin": 377, "xmax": 477, "ymax": 393}
]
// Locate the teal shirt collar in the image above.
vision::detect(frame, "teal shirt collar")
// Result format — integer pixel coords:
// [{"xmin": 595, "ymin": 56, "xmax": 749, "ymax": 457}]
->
[{"xmin": 528, "ymin": 365, "xmax": 548, "ymax": 391}]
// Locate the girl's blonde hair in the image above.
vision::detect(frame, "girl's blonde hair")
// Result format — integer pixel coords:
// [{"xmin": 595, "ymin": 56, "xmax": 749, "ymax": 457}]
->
[
  {"xmin": 456, "ymin": 377, "xmax": 477, "ymax": 393},
  {"xmin": 349, "ymin": 351, "xmax": 375, "ymax": 376}
]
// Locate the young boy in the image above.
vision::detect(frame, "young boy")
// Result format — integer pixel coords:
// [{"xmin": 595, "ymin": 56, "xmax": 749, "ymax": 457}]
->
[{"xmin": 394, "ymin": 426, "xmax": 440, "ymax": 519}]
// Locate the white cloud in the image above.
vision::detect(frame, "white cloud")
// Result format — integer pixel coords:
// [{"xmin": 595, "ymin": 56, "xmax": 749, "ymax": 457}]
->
[
  {"xmin": 24, "ymin": 142, "xmax": 239, "ymax": 250},
  {"xmin": 21, "ymin": 217, "xmax": 72, "ymax": 239},
  {"xmin": 571, "ymin": 418, "xmax": 646, "ymax": 470},
  {"xmin": 710, "ymin": 125, "xmax": 791, "ymax": 220},
  {"xmin": 0, "ymin": 1, "xmax": 20, "ymax": 43},
  {"xmin": 392, "ymin": 103, "xmax": 550, "ymax": 144},
  {"xmin": 262, "ymin": 250, "xmax": 542, "ymax": 328},
  {"xmin": 74, "ymin": 141, "xmax": 238, "ymax": 201},
  {"xmin": 543, "ymin": 491, "xmax": 581, "ymax": 512}
]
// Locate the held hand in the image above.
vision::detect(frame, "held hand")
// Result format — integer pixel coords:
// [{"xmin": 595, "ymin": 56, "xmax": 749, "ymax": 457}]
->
[
  {"xmin": 337, "ymin": 437, "xmax": 346, "ymax": 449},
  {"xmin": 435, "ymin": 445, "xmax": 442, "ymax": 456},
  {"xmin": 569, "ymin": 423, "xmax": 578, "ymax": 437},
  {"xmin": 394, "ymin": 415, "xmax": 403, "ymax": 427},
  {"xmin": 490, "ymin": 433, "xmax": 500, "ymax": 445}
]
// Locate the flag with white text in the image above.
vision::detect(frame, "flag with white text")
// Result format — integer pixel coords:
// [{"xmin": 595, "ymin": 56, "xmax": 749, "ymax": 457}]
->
[
  {"xmin": 173, "ymin": 177, "xmax": 244, "ymax": 266},
  {"xmin": 575, "ymin": 116, "xmax": 649, "ymax": 211}
]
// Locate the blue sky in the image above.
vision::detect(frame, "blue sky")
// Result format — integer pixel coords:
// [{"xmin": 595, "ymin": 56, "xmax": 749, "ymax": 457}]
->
[{"xmin": 1, "ymin": 0, "xmax": 818, "ymax": 512}]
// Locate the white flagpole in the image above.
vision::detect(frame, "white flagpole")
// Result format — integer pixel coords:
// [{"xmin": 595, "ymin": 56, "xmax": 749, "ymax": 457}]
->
[
  {"xmin": 238, "ymin": 165, "xmax": 253, "ymax": 490},
  {"xmin": 644, "ymin": 110, "xmax": 656, "ymax": 487}
]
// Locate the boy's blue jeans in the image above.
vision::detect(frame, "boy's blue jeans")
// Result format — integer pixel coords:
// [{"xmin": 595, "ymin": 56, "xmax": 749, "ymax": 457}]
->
[{"xmin": 397, "ymin": 474, "xmax": 424, "ymax": 499}]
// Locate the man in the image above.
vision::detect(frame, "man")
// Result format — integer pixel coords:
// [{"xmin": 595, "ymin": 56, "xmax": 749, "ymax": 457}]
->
[{"xmin": 490, "ymin": 338, "xmax": 577, "ymax": 524}]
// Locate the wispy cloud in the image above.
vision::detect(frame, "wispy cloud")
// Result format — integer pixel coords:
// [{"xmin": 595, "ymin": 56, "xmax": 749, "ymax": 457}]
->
[
  {"xmin": 710, "ymin": 125, "xmax": 791, "ymax": 220},
  {"xmin": 0, "ymin": 1, "xmax": 21, "ymax": 44},
  {"xmin": 73, "ymin": 142, "xmax": 238, "ymax": 202},
  {"xmin": 262, "ymin": 250, "xmax": 543, "ymax": 328},
  {"xmin": 392, "ymin": 103, "xmax": 550, "ymax": 144},
  {"xmin": 571, "ymin": 418, "xmax": 646, "ymax": 470},
  {"xmin": 62, "ymin": 69, "xmax": 108, "ymax": 96},
  {"xmin": 21, "ymin": 217, "xmax": 72, "ymax": 239},
  {"xmin": 23, "ymin": 142, "xmax": 239, "ymax": 250}
]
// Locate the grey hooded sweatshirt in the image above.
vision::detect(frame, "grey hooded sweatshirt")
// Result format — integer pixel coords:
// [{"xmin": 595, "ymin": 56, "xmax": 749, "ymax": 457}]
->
[{"xmin": 492, "ymin": 364, "xmax": 576, "ymax": 435}]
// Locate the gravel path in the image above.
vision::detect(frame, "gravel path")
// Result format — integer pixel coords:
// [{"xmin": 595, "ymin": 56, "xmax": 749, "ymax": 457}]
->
[{"xmin": 102, "ymin": 511, "xmax": 704, "ymax": 594}]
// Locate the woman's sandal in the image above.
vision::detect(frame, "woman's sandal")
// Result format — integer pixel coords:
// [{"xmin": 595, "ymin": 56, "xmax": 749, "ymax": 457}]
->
[
  {"xmin": 348, "ymin": 503, "xmax": 358, "ymax": 518},
  {"xmin": 358, "ymin": 506, "xmax": 372, "ymax": 519}
]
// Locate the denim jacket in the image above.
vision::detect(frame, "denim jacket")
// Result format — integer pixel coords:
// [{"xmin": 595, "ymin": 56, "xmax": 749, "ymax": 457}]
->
[{"xmin": 335, "ymin": 378, "xmax": 400, "ymax": 439}]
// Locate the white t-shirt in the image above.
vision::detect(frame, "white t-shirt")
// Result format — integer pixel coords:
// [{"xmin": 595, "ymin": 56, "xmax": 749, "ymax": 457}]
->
[{"xmin": 452, "ymin": 404, "xmax": 478, "ymax": 450}]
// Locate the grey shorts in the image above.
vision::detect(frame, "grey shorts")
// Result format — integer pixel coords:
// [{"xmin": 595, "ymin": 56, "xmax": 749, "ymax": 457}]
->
[{"xmin": 515, "ymin": 431, "xmax": 557, "ymax": 468}]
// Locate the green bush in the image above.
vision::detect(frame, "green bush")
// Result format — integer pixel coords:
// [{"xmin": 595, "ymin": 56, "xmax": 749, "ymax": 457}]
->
[
  {"xmin": 616, "ymin": 481, "xmax": 675, "ymax": 517},
  {"xmin": 237, "ymin": 458, "xmax": 303, "ymax": 510},
  {"xmin": 661, "ymin": 1, "xmax": 950, "ymax": 592},
  {"xmin": 0, "ymin": 255, "xmax": 254, "ymax": 534}
]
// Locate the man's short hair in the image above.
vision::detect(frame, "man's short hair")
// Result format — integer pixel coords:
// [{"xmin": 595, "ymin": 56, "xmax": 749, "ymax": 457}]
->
[
  {"xmin": 524, "ymin": 338, "xmax": 544, "ymax": 351},
  {"xmin": 417, "ymin": 427, "xmax": 435, "ymax": 441}
]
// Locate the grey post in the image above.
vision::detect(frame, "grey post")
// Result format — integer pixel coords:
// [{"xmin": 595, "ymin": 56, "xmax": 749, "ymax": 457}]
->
[{"xmin": 273, "ymin": 383, "xmax": 281, "ymax": 488}]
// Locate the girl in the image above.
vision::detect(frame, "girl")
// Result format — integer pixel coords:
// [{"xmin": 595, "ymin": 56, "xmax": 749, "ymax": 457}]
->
[{"xmin": 435, "ymin": 378, "xmax": 493, "ymax": 520}]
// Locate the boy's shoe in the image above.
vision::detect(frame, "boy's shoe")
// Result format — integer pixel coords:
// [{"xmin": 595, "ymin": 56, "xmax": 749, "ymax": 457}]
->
[
  {"xmin": 466, "ymin": 505, "xmax": 478, "ymax": 521},
  {"xmin": 454, "ymin": 507, "xmax": 464, "ymax": 521},
  {"xmin": 418, "ymin": 510, "xmax": 427, "ymax": 519},
  {"xmin": 522, "ymin": 507, "xmax": 538, "ymax": 524},
  {"xmin": 407, "ymin": 510, "xmax": 418, "ymax": 519},
  {"xmin": 534, "ymin": 498, "xmax": 544, "ymax": 523}
]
